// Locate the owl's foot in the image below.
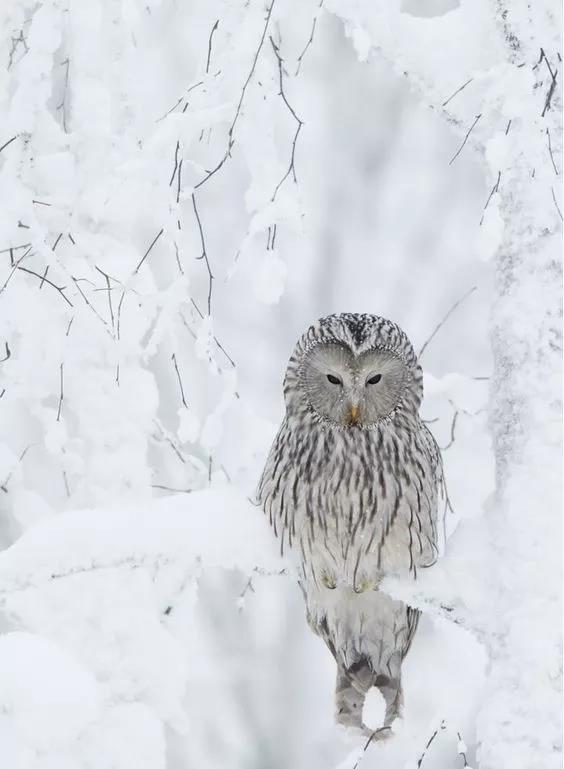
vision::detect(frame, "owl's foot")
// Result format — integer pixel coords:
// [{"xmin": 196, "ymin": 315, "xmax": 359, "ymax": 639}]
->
[{"xmin": 335, "ymin": 672, "xmax": 365, "ymax": 731}]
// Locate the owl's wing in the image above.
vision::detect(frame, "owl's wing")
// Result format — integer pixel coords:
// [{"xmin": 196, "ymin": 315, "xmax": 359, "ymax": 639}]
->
[{"xmin": 257, "ymin": 419, "xmax": 304, "ymax": 555}]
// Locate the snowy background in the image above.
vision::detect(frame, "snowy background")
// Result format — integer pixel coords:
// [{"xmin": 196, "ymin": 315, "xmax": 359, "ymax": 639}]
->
[{"xmin": 0, "ymin": 1, "xmax": 560, "ymax": 768}]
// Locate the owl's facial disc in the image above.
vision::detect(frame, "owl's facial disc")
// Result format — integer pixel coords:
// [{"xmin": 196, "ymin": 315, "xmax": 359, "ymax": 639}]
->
[{"xmin": 300, "ymin": 343, "xmax": 409, "ymax": 427}]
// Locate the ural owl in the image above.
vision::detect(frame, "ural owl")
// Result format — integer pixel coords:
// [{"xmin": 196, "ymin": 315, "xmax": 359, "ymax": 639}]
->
[{"xmin": 258, "ymin": 313, "xmax": 444, "ymax": 736}]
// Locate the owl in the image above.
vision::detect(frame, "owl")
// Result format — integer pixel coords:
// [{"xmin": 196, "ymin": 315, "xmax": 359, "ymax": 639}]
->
[{"xmin": 258, "ymin": 313, "xmax": 444, "ymax": 737}]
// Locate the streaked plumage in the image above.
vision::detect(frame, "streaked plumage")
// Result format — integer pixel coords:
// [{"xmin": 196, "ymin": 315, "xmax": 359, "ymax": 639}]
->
[{"xmin": 258, "ymin": 313, "xmax": 444, "ymax": 735}]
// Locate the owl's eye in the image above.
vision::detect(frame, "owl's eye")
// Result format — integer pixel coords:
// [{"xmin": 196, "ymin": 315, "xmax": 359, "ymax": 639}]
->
[
  {"xmin": 326, "ymin": 374, "xmax": 342, "ymax": 385},
  {"xmin": 366, "ymin": 373, "xmax": 382, "ymax": 385}
]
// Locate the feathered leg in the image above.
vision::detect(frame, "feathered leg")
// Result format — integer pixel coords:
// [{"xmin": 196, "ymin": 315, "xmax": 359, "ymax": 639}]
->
[{"xmin": 335, "ymin": 664, "xmax": 365, "ymax": 730}]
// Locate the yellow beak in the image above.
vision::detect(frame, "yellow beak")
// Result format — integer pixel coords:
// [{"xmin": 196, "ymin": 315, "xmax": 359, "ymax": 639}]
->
[{"xmin": 348, "ymin": 405, "xmax": 360, "ymax": 424}]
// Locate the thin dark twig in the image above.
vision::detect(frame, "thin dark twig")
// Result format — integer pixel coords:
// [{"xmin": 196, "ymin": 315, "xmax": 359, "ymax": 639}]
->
[
  {"xmin": 195, "ymin": 0, "xmax": 275, "ymax": 191},
  {"xmin": 171, "ymin": 353, "xmax": 188, "ymax": 408},
  {"xmin": 56, "ymin": 58, "xmax": 70, "ymax": 133},
  {"xmin": 418, "ymin": 286, "xmax": 477, "ymax": 358},
  {"xmin": 206, "ymin": 20, "xmax": 219, "ymax": 74},
  {"xmin": 295, "ymin": 0, "xmax": 324, "ymax": 76},
  {"xmin": 133, "ymin": 228, "xmax": 164, "ymax": 274},
  {"xmin": 442, "ymin": 77, "xmax": 473, "ymax": 107},
  {"xmin": 0, "ymin": 342, "xmax": 10, "ymax": 363},
  {"xmin": 456, "ymin": 731, "xmax": 469, "ymax": 767},
  {"xmin": 440, "ymin": 410, "xmax": 459, "ymax": 451},
  {"xmin": 547, "ymin": 128, "xmax": 559, "ymax": 175},
  {"xmin": 551, "ymin": 187, "xmax": 563, "ymax": 221},
  {"xmin": 151, "ymin": 484, "xmax": 193, "ymax": 494},
  {"xmin": 417, "ymin": 721, "xmax": 446, "ymax": 768},
  {"xmin": 39, "ymin": 266, "xmax": 49, "ymax": 289},
  {"xmin": 71, "ymin": 276, "xmax": 113, "ymax": 334},
  {"xmin": 192, "ymin": 194, "xmax": 213, "ymax": 315},
  {"xmin": 448, "ymin": 114, "xmax": 481, "ymax": 165},
  {"xmin": 480, "ymin": 171, "xmax": 501, "ymax": 223},
  {"xmin": 17, "ymin": 266, "xmax": 73, "ymax": 307},
  {"xmin": 117, "ymin": 290, "xmax": 125, "ymax": 340},
  {"xmin": 155, "ymin": 81, "xmax": 205, "ymax": 122},
  {"xmin": 65, "ymin": 317, "xmax": 74, "ymax": 337},
  {"xmin": 176, "ymin": 159, "xmax": 183, "ymax": 204},
  {"xmin": 228, "ymin": 0, "xmax": 275, "ymax": 142},
  {"xmin": 188, "ymin": 300, "xmax": 235, "ymax": 366},
  {"xmin": 57, "ymin": 363, "xmax": 64, "ymax": 421},
  {"xmin": 0, "ymin": 243, "xmax": 30, "ymax": 255},
  {"xmin": 0, "ymin": 135, "xmax": 18, "ymax": 154},
  {"xmin": 156, "ymin": 96, "xmax": 183, "ymax": 123},
  {"xmin": 53, "ymin": 232, "xmax": 63, "ymax": 250},
  {"xmin": 351, "ymin": 728, "xmax": 391, "ymax": 769},
  {"xmin": 270, "ymin": 36, "xmax": 304, "ymax": 201},
  {"xmin": 94, "ymin": 266, "xmax": 117, "ymax": 330},
  {"xmin": 169, "ymin": 141, "xmax": 180, "ymax": 186},
  {"xmin": 539, "ymin": 49, "xmax": 558, "ymax": 117},
  {"xmin": 0, "ymin": 248, "xmax": 31, "ymax": 293}
]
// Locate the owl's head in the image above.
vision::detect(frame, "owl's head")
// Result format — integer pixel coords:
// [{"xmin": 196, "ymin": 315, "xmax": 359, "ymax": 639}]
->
[{"xmin": 284, "ymin": 313, "xmax": 423, "ymax": 429}]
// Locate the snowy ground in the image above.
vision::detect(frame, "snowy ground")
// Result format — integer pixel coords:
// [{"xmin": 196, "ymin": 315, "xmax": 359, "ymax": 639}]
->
[{"xmin": 1, "ymin": 1, "xmax": 552, "ymax": 767}]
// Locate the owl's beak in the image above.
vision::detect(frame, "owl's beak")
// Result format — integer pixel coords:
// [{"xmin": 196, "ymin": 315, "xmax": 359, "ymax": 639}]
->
[{"xmin": 347, "ymin": 405, "xmax": 360, "ymax": 425}]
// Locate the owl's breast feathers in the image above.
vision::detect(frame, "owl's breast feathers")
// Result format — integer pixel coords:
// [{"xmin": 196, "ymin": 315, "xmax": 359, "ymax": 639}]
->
[{"xmin": 258, "ymin": 414, "xmax": 442, "ymax": 589}]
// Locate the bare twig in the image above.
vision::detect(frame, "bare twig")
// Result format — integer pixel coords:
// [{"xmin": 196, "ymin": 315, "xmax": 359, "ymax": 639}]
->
[
  {"xmin": 448, "ymin": 114, "xmax": 481, "ymax": 165},
  {"xmin": 192, "ymin": 194, "xmax": 213, "ymax": 314},
  {"xmin": 456, "ymin": 731, "xmax": 470, "ymax": 767},
  {"xmin": 0, "ymin": 342, "xmax": 10, "ymax": 363},
  {"xmin": 171, "ymin": 353, "xmax": 188, "ymax": 408},
  {"xmin": 117, "ymin": 290, "xmax": 125, "ymax": 340},
  {"xmin": 169, "ymin": 141, "xmax": 180, "ymax": 187},
  {"xmin": 539, "ymin": 48, "xmax": 558, "ymax": 117},
  {"xmin": 17, "ymin": 265, "xmax": 73, "ymax": 307},
  {"xmin": 551, "ymin": 187, "xmax": 563, "ymax": 221},
  {"xmin": 351, "ymin": 728, "xmax": 391, "ymax": 769},
  {"xmin": 155, "ymin": 81, "xmax": 205, "ymax": 123},
  {"xmin": 188, "ymin": 300, "xmax": 236, "ymax": 367},
  {"xmin": 151, "ymin": 484, "xmax": 193, "ymax": 494},
  {"xmin": 71, "ymin": 276, "xmax": 114, "ymax": 335},
  {"xmin": 176, "ymin": 159, "xmax": 183, "ymax": 204},
  {"xmin": 442, "ymin": 77, "xmax": 473, "ymax": 107},
  {"xmin": 440, "ymin": 410, "xmax": 459, "ymax": 451},
  {"xmin": 418, "ymin": 285, "xmax": 477, "ymax": 358},
  {"xmin": 0, "ymin": 248, "xmax": 32, "ymax": 294},
  {"xmin": 206, "ymin": 20, "xmax": 219, "ymax": 74},
  {"xmin": 195, "ymin": 0, "xmax": 275, "ymax": 190},
  {"xmin": 8, "ymin": 28, "xmax": 29, "ymax": 70},
  {"xmin": 94, "ymin": 265, "xmax": 115, "ymax": 330},
  {"xmin": 0, "ymin": 243, "xmax": 30, "ymax": 255},
  {"xmin": 133, "ymin": 228, "xmax": 164, "ymax": 274},
  {"xmin": 57, "ymin": 363, "xmax": 64, "ymax": 421},
  {"xmin": 0, "ymin": 135, "xmax": 18, "ymax": 154},
  {"xmin": 270, "ymin": 36, "xmax": 304, "ymax": 201},
  {"xmin": 295, "ymin": 0, "xmax": 324, "ymax": 75},
  {"xmin": 417, "ymin": 721, "xmax": 446, "ymax": 767},
  {"xmin": 1, "ymin": 444, "xmax": 33, "ymax": 493},
  {"xmin": 547, "ymin": 128, "xmax": 559, "ymax": 175},
  {"xmin": 480, "ymin": 171, "xmax": 501, "ymax": 223}
]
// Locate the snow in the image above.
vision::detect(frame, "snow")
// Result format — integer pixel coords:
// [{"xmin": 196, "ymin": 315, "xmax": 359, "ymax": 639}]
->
[{"xmin": 0, "ymin": 0, "xmax": 559, "ymax": 767}]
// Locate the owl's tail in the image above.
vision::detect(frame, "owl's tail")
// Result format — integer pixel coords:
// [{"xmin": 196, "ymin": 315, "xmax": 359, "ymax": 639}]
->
[
  {"xmin": 335, "ymin": 657, "xmax": 403, "ymax": 733},
  {"xmin": 317, "ymin": 605, "xmax": 420, "ymax": 733}
]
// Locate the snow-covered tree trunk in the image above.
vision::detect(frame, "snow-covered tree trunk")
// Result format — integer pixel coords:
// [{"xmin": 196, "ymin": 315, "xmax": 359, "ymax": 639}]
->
[{"xmin": 478, "ymin": 4, "xmax": 562, "ymax": 767}]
